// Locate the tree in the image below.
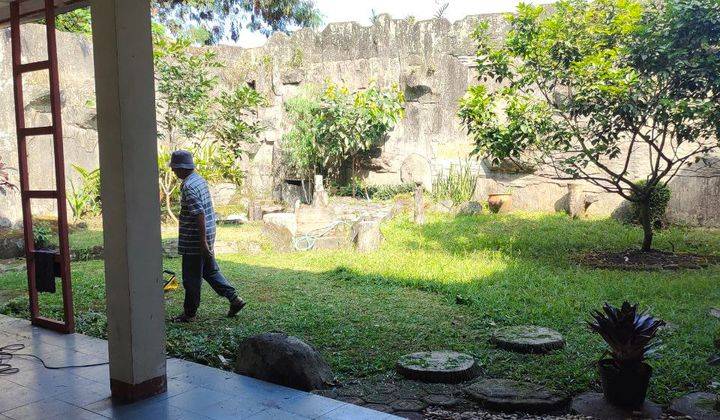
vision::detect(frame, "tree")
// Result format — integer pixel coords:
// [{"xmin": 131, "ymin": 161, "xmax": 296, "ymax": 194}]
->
[
  {"xmin": 154, "ymin": 0, "xmax": 321, "ymax": 43},
  {"xmin": 459, "ymin": 0, "xmax": 719, "ymax": 251},
  {"xmin": 54, "ymin": 0, "xmax": 321, "ymax": 44},
  {"xmin": 154, "ymin": 34, "xmax": 266, "ymax": 222},
  {"xmin": 283, "ymin": 82, "xmax": 405, "ymax": 186}
]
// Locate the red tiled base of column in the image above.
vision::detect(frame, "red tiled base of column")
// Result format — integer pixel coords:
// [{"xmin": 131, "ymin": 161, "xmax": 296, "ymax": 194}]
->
[{"xmin": 110, "ymin": 375, "xmax": 167, "ymax": 403}]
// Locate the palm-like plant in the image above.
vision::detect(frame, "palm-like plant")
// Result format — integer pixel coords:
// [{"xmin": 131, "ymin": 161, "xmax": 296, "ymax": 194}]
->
[{"xmin": 588, "ymin": 302, "xmax": 665, "ymax": 367}]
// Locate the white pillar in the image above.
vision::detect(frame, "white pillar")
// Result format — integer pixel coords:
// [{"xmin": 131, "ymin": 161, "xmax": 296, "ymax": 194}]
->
[{"xmin": 90, "ymin": 0, "xmax": 166, "ymax": 402}]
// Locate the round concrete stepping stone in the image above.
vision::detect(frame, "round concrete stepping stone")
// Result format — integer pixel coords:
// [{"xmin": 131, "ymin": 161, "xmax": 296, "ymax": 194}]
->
[
  {"xmin": 670, "ymin": 392, "xmax": 720, "ymax": 420},
  {"xmin": 391, "ymin": 399, "xmax": 428, "ymax": 412},
  {"xmin": 464, "ymin": 378, "xmax": 569, "ymax": 413},
  {"xmin": 571, "ymin": 392, "xmax": 662, "ymax": 420},
  {"xmin": 490, "ymin": 325, "xmax": 565, "ymax": 353},
  {"xmin": 396, "ymin": 351, "xmax": 480, "ymax": 383}
]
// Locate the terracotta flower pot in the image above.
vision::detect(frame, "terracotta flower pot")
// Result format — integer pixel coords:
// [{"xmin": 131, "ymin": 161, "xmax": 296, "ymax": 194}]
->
[{"xmin": 488, "ymin": 193, "xmax": 512, "ymax": 214}]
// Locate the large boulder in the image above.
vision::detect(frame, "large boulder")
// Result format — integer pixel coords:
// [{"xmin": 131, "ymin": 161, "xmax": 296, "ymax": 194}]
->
[{"xmin": 235, "ymin": 332, "xmax": 335, "ymax": 391}]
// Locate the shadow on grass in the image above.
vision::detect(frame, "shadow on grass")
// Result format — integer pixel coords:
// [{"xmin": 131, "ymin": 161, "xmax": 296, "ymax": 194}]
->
[{"xmin": 1, "ymin": 212, "xmax": 719, "ymax": 404}]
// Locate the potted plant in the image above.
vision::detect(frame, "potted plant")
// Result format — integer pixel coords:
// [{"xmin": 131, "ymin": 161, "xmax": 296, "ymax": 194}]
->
[
  {"xmin": 588, "ymin": 302, "xmax": 665, "ymax": 408},
  {"xmin": 488, "ymin": 189, "xmax": 513, "ymax": 214}
]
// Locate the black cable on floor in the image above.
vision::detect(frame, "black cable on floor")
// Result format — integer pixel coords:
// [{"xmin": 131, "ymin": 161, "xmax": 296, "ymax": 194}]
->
[{"xmin": 0, "ymin": 343, "xmax": 109, "ymax": 375}]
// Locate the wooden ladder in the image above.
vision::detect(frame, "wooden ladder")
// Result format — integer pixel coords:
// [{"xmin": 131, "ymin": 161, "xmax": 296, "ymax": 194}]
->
[{"xmin": 9, "ymin": 0, "xmax": 74, "ymax": 333}]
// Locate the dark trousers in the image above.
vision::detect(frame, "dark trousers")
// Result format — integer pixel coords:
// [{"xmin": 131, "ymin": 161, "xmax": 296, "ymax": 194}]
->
[{"xmin": 181, "ymin": 254, "xmax": 237, "ymax": 316}]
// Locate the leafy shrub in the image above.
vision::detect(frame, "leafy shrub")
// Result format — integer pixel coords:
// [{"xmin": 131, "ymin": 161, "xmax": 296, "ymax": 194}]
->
[
  {"xmin": 33, "ymin": 223, "xmax": 53, "ymax": 249},
  {"xmin": 67, "ymin": 165, "xmax": 101, "ymax": 221},
  {"xmin": 630, "ymin": 181, "xmax": 671, "ymax": 228},
  {"xmin": 283, "ymin": 82, "xmax": 405, "ymax": 182},
  {"xmin": 432, "ymin": 162, "xmax": 480, "ymax": 205}
]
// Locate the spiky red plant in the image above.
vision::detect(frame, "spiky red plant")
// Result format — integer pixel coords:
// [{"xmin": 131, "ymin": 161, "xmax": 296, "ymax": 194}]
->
[{"xmin": 588, "ymin": 301, "xmax": 665, "ymax": 367}]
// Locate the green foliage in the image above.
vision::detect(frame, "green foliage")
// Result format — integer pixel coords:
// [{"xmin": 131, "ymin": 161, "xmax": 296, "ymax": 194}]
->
[
  {"xmin": 154, "ymin": 36, "xmax": 222, "ymax": 146},
  {"xmin": 334, "ymin": 183, "xmax": 415, "ymax": 201},
  {"xmin": 32, "ymin": 223, "xmax": 52, "ymax": 249},
  {"xmin": 630, "ymin": 180, "xmax": 671, "ymax": 228},
  {"xmin": 154, "ymin": 35, "xmax": 266, "ymax": 221},
  {"xmin": 154, "ymin": 0, "xmax": 322, "ymax": 43},
  {"xmin": 2, "ymin": 215, "xmax": 719, "ymax": 403},
  {"xmin": 283, "ymin": 82, "xmax": 405, "ymax": 181},
  {"xmin": 67, "ymin": 165, "xmax": 101, "ymax": 222},
  {"xmin": 54, "ymin": 8, "xmax": 92, "ymax": 34},
  {"xmin": 432, "ymin": 162, "xmax": 480, "ymax": 205},
  {"xmin": 213, "ymin": 85, "xmax": 267, "ymax": 160},
  {"xmin": 459, "ymin": 0, "xmax": 720, "ymax": 250}
]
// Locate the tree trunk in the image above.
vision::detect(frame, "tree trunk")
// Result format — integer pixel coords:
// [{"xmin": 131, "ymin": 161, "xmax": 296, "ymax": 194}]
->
[{"xmin": 639, "ymin": 201, "xmax": 654, "ymax": 252}]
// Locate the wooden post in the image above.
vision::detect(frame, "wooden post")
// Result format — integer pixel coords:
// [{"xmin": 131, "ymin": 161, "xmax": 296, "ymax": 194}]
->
[{"xmin": 414, "ymin": 182, "xmax": 425, "ymax": 225}]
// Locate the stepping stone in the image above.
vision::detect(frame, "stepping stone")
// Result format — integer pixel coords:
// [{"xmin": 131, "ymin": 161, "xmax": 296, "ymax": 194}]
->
[
  {"xmin": 490, "ymin": 325, "xmax": 565, "ymax": 353},
  {"xmin": 670, "ymin": 392, "xmax": 720, "ymax": 420},
  {"xmin": 396, "ymin": 351, "xmax": 480, "ymax": 383},
  {"xmin": 464, "ymin": 378, "xmax": 569, "ymax": 413},
  {"xmin": 571, "ymin": 392, "xmax": 662, "ymax": 419},
  {"xmin": 391, "ymin": 399, "xmax": 428, "ymax": 412}
]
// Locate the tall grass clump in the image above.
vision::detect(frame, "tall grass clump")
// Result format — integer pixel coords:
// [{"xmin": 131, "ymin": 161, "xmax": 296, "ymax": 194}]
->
[{"xmin": 432, "ymin": 161, "xmax": 480, "ymax": 205}]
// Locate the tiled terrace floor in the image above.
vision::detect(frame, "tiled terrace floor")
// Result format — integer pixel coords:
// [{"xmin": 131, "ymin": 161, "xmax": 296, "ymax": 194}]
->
[{"xmin": 0, "ymin": 314, "xmax": 397, "ymax": 419}]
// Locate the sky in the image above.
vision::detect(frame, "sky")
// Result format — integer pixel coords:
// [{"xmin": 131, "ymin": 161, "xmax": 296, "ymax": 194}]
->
[{"xmin": 229, "ymin": 0, "xmax": 555, "ymax": 48}]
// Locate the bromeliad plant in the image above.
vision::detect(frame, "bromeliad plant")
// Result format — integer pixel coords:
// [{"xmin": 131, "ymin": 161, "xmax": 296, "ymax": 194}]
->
[{"xmin": 588, "ymin": 302, "xmax": 665, "ymax": 407}]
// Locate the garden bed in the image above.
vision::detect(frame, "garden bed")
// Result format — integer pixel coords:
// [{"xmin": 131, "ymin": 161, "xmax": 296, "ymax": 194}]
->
[{"xmin": 577, "ymin": 249, "xmax": 719, "ymax": 271}]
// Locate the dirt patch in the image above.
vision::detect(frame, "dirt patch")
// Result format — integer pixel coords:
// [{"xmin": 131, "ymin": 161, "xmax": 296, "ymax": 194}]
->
[{"xmin": 577, "ymin": 249, "xmax": 719, "ymax": 271}]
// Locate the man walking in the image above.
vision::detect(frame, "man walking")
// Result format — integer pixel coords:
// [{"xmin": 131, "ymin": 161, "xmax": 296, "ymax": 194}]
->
[{"xmin": 169, "ymin": 150, "xmax": 246, "ymax": 322}]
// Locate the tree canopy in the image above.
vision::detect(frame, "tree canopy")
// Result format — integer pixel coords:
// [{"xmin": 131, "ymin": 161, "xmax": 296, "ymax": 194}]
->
[
  {"xmin": 459, "ymin": 0, "xmax": 720, "ymax": 250},
  {"xmin": 55, "ymin": 0, "xmax": 321, "ymax": 44}
]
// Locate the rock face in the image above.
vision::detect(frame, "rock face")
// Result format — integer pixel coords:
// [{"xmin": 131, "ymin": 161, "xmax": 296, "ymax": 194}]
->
[
  {"xmin": 456, "ymin": 201, "xmax": 483, "ymax": 216},
  {"xmin": 490, "ymin": 325, "xmax": 566, "ymax": 354},
  {"xmin": 234, "ymin": 332, "xmax": 334, "ymax": 391},
  {"xmin": 464, "ymin": 378, "xmax": 569, "ymax": 413},
  {"xmin": 0, "ymin": 236, "xmax": 24, "ymax": 259},
  {"xmin": 396, "ymin": 351, "xmax": 480, "ymax": 383},
  {"xmin": 670, "ymin": 392, "xmax": 720, "ymax": 420},
  {"xmin": 571, "ymin": 392, "xmax": 662, "ymax": 420}
]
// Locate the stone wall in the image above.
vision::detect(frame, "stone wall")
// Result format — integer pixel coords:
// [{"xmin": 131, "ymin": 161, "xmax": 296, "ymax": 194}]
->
[
  {"xmin": 0, "ymin": 26, "xmax": 98, "ymax": 228},
  {"xmin": 1, "ymin": 16, "xmax": 718, "ymax": 228}
]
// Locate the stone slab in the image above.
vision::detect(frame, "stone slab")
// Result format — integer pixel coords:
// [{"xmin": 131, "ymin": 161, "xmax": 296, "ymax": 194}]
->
[
  {"xmin": 396, "ymin": 351, "xmax": 480, "ymax": 384},
  {"xmin": 571, "ymin": 392, "xmax": 662, "ymax": 419},
  {"xmin": 670, "ymin": 392, "xmax": 720, "ymax": 420},
  {"xmin": 464, "ymin": 378, "xmax": 568, "ymax": 413},
  {"xmin": 490, "ymin": 325, "xmax": 565, "ymax": 353}
]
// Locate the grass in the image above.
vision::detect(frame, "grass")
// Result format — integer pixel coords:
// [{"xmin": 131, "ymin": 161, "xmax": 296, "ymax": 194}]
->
[{"xmin": 1, "ymin": 211, "xmax": 719, "ymax": 404}]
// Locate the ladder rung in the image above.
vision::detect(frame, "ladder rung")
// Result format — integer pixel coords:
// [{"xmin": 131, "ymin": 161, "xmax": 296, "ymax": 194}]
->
[
  {"xmin": 25, "ymin": 190, "xmax": 58, "ymax": 199},
  {"xmin": 20, "ymin": 126, "xmax": 54, "ymax": 137},
  {"xmin": 16, "ymin": 60, "xmax": 50, "ymax": 74}
]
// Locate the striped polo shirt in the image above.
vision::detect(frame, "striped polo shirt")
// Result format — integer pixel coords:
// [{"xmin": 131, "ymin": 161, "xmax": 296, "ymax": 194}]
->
[{"xmin": 178, "ymin": 171, "xmax": 216, "ymax": 255}]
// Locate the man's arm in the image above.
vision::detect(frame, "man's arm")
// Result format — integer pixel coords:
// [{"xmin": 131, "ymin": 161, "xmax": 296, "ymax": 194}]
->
[{"xmin": 196, "ymin": 212, "xmax": 212, "ymax": 259}]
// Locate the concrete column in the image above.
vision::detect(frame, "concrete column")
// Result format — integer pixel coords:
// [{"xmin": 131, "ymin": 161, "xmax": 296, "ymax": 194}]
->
[{"xmin": 90, "ymin": 0, "xmax": 166, "ymax": 402}]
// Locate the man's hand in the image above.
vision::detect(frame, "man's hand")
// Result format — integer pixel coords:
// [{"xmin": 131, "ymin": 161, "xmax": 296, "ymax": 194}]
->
[
  {"xmin": 196, "ymin": 211, "xmax": 212, "ymax": 259},
  {"xmin": 201, "ymin": 241, "xmax": 214, "ymax": 260}
]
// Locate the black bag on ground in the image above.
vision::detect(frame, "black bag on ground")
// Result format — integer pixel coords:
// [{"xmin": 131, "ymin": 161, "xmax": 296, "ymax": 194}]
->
[{"xmin": 34, "ymin": 250, "xmax": 58, "ymax": 293}]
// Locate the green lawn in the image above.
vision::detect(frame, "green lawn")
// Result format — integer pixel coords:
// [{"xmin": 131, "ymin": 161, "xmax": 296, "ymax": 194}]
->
[{"xmin": 1, "ymin": 212, "xmax": 719, "ymax": 404}]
